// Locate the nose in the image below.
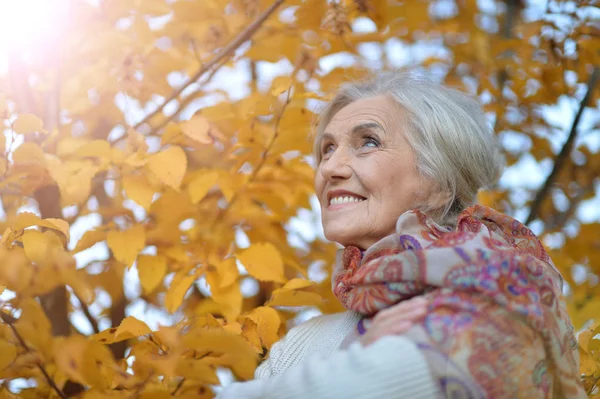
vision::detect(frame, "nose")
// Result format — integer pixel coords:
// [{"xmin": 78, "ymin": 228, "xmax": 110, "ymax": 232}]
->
[{"xmin": 319, "ymin": 145, "xmax": 352, "ymax": 181}]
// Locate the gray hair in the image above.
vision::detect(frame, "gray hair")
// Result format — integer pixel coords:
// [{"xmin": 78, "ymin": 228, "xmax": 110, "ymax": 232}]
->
[{"xmin": 313, "ymin": 71, "xmax": 504, "ymax": 226}]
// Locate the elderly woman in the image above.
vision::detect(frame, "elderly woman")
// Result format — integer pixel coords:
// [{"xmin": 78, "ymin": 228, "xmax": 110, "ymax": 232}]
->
[{"xmin": 218, "ymin": 72, "xmax": 586, "ymax": 398}]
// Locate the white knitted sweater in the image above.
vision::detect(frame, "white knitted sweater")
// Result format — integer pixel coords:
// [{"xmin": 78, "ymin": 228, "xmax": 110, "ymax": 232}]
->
[{"xmin": 216, "ymin": 310, "xmax": 439, "ymax": 399}]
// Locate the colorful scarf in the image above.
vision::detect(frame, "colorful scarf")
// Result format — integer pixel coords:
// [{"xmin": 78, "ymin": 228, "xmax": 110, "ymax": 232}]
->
[{"xmin": 333, "ymin": 205, "xmax": 586, "ymax": 398}]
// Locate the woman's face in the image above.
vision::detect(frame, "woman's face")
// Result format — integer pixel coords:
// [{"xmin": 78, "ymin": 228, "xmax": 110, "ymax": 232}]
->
[{"xmin": 315, "ymin": 95, "xmax": 433, "ymax": 249}]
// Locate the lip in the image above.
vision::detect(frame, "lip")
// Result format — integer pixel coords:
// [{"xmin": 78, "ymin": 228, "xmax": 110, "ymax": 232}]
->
[{"xmin": 326, "ymin": 189, "xmax": 367, "ymax": 210}]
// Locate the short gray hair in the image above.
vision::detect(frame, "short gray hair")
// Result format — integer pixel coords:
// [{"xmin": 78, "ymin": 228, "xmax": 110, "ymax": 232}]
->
[{"xmin": 313, "ymin": 71, "xmax": 504, "ymax": 226}]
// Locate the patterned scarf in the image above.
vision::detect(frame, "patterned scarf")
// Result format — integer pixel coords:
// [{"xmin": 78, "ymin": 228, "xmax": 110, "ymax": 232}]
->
[{"xmin": 333, "ymin": 205, "xmax": 586, "ymax": 398}]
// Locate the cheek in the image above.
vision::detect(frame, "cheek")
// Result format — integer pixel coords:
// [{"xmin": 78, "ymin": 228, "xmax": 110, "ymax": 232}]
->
[{"xmin": 314, "ymin": 172, "xmax": 325, "ymax": 198}]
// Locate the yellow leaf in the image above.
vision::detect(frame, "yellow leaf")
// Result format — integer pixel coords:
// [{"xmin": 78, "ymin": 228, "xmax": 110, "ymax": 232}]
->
[
  {"xmin": 181, "ymin": 328, "xmax": 258, "ymax": 380},
  {"xmin": 212, "ymin": 283, "xmax": 243, "ymax": 321},
  {"xmin": 73, "ymin": 227, "xmax": 108, "ymax": 253},
  {"xmin": 115, "ymin": 316, "xmax": 152, "ymax": 341},
  {"xmin": 206, "ymin": 262, "xmax": 242, "ymax": 321},
  {"xmin": 74, "ymin": 140, "xmax": 114, "ymax": 159},
  {"xmin": 165, "ymin": 273, "xmax": 196, "ymax": 313},
  {"xmin": 188, "ymin": 170, "xmax": 219, "ymax": 204},
  {"xmin": 181, "ymin": 115, "xmax": 212, "ymax": 144},
  {"xmin": 0, "ymin": 340, "xmax": 17, "ymax": 371},
  {"xmin": 123, "ymin": 174, "xmax": 156, "ymax": 211},
  {"xmin": 12, "ymin": 113, "xmax": 45, "ymax": 134},
  {"xmin": 54, "ymin": 336, "xmax": 119, "ymax": 388},
  {"xmin": 15, "ymin": 298, "xmax": 52, "ymax": 356},
  {"xmin": 13, "ymin": 212, "xmax": 70, "ymax": 243},
  {"xmin": 146, "ymin": 146, "xmax": 187, "ymax": 191},
  {"xmin": 240, "ymin": 318, "xmax": 262, "ymax": 353},
  {"xmin": 215, "ymin": 258, "xmax": 239, "ymax": 288},
  {"xmin": 218, "ymin": 171, "xmax": 236, "ymax": 202},
  {"xmin": 266, "ymin": 278, "xmax": 323, "ymax": 307},
  {"xmin": 245, "ymin": 306, "xmax": 281, "ymax": 349},
  {"xmin": 12, "ymin": 142, "xmax": 45, "ymax": 164},
  {"xmin": 176, "ymin": 358, "xmax": 220, "ymax": 385},
  {"xmin": 268, "ymin": 287, "xmax": 323, "ymax": 308},
  {"xmin": 237, "ymin": 242, "xmax": 285, "ymax": 283},
  {"xmin": 46, "ymin": 158, "xmax": 100, "ymax": 206},
  {"xmin": 56, "ymin": 137, "xmax": 88, "ymax": 157},
  {"xmin": 161, "ymin": 245, "xmax": 189, "ymax": 263},
  {"xmin": 271, "ymin": 76, "xmax": 293, "ymax": 96},
  {"xmin": 107, "ymin": 225, "xmax": 146, "ymax": 267},
  {"xmin": 42, "ymin": 218, "xmax": 70, "ymax": 243},
  {"xmin": 278, "ymin": 278, "xmax": 315, "ymax": 290},
  {"xmin": 126, "ymin": 128, "xmax": 149, "ymax": 154},
  {"xmin": 137, "ymin": 254, "xmax": 167, "ymax": 294},
  {"xmin": 14, "ymin": 212, "xmax": 47, "ymax": 231},
  {"xmin": 477, "ymin": 189, "xmax": 504, "ymax": 208},
  {"xmin": 21, "ymin": 230, "xmax": 52, "ymax": 264},
  {"xmin": 0, "ymin": 246, "xmax": 32, "ymax": 293}
]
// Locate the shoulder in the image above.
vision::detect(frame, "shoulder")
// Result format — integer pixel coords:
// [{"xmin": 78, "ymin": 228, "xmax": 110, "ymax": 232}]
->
[{"xmin": 255, "ymin": 310, "xmax": 360, "ymax": 379}]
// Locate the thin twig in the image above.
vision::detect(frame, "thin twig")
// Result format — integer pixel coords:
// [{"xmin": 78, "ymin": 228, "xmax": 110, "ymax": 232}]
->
[
  {"xmin": 546, "ymin": 183, "xmax": 595, "ymax": 231},
  {"xmin": 75, "ymin": 292, "xmax": 100, "ymax": 335},
  {"xmin": 171, "ymin": 378, "xmax": 185, "ymax": 395},
  {"xmin": 131, "ymin": 0, "xmax": 285, "ymax": 132},
  {"xmin": 493, "ymin": 0, "xmax": 519, "ymax": 133},
  {"xmin": 146, "ymin": 55, "xmax": 232, "ymax": 138},
  {"xmin": 525, "ymin": 66, "xmax": 600, "ymax": 225},
  {"xmin": 213, "ymin": 85, "xmax": 294, "ymax": 224},
  {"xmin": 0, "ymin": 312, "xmax": 67, "ymax": 399}
]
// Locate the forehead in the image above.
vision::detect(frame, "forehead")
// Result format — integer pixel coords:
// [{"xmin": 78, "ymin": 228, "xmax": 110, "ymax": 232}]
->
[{"xmin": 326, "ymin": 95, "xmax": 402, "ymax": 129}]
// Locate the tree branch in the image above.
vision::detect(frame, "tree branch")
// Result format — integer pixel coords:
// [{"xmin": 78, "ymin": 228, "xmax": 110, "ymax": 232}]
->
[
  {"xmin": 74, "ymin": 293, "xmax": 100, "ymax": 335},
  {"xmin": 131, "ymin": 0, "xmax": 285, "ymax": 132},
  {"xmin": 0, "ymin": 312, "xmax": 67, "ymax": 399},
  {"xmin": 525, "ymin": 66, "xmax": 600, "ymax": 225},
  {"xmin": 146, "ymin": 54, "xmax": 231, "ymax": 138},
  {"xmin": 213, "ymin": 85, "xmax": 293, "ymax": 224}
]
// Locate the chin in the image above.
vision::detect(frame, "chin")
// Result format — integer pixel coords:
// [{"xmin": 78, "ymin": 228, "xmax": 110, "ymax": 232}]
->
[{"xmin": 324, "ymin": 229, "xmax": 361, "ymax": 248}]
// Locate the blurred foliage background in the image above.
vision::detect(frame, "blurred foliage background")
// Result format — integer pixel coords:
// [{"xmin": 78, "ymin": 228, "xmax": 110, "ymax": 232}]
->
[{"xmin": 0, "ymin": 0, "xmax": 599, "ymax": 397}]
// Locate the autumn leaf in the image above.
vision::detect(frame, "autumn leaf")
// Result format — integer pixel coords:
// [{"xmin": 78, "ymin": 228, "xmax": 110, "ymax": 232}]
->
[
  {"xmin": 267, "ymin": 278, "xmax": 323, "ymax": 307},
  {"xmin": 21, "ymin": 230, "xmax": 54, "ymax": 264},
  {"xmin": 271, "ymin": 76, "xmax": 293, "ymax": 96},
  {"xmin": 123, "ymin": 174, "xmax": 156, "ymax": 211},
  {"xmin": 146, "ymin": 146, "xmax": 187, "ymax": 191},
  {"xmin": 187, "ymin": 170, "xmax": 219, "ymax": 204},
  {"xmin": 115, "ymin": 316, "xmax": 152, "ymax": 341},
  {"xmin": 106, "ymin": 225, "xmax": 146, "ymax": 267},
  {"xmin": 137, "ymin": 254, "xmax": 167, "ymax": 294},
  {"xmin": 73, "ymin": 227, "xmax": 109, "ymax": 253},
  {"xmin": 14, "ymin": 298, "xmax": 52, "ymax": 358},
  {"xmin": 181, "ymin": 115, "xmax": 212, "ymax": 144},
  {"xmin": 165, "ymin": 273, "xmax": 197, "ymax": 313},
  {"xmin": 236, "ymin": 243, "xmax": 286, "ymax": 283},
  {"xmin": 54, "ymin": 335, "xmax": 119, "ymax": 388},
  {"xmin": 13, "ymin": 212, "xmax": 70, "ymax": 243},
  {"xmin": 0, "ymin": 340, "xmax": 18, "ymax": 371},
  {"xmin": 245, "ymin": 306, "xmax": 281, "ymax": 349},
  {"xmin": 12, "ymin": 113, "xmax": 46, "ymax": 134}
]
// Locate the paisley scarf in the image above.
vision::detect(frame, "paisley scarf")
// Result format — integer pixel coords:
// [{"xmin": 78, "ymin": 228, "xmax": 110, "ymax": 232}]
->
[{"xmin": 333, "ymin": 205, "xmax": 586, "ymax": 398}]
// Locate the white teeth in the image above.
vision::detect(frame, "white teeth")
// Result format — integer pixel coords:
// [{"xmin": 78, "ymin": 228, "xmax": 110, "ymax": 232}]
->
[{"xmin": 329, "ymin": 196, "xmax": 365, "ymax": 205}]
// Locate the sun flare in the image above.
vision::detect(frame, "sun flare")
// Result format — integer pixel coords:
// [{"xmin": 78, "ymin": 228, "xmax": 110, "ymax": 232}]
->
[{"xmin": 0, "ymin": 0, "xmax": 68, "ymax": 66}]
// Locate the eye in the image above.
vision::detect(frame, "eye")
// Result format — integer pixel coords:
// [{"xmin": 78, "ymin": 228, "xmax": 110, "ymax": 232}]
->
[
  {"xmin": 362, "ymin": 135, "xmax": 380, "ymax": 148},
  {"xmin": 321, "ymin": 142, "xmax": 335, "ymax": 158}
]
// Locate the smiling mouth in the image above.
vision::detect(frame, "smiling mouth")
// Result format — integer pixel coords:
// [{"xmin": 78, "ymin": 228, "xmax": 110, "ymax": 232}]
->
[{"xmin": 328, "ymin": 195, "xmax": 366, "ymax": 207}]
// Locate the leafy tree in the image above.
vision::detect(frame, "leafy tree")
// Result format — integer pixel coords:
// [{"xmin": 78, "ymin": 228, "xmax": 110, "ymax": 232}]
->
[{"xmin": 0, "ymin": 0, "xmax": 598, "ymax": 397}]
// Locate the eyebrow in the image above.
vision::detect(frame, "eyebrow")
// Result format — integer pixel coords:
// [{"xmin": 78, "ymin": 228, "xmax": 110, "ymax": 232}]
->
[{"xmin": 320, "ymin": 122, "xmax": 384, "ymax": 144}]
